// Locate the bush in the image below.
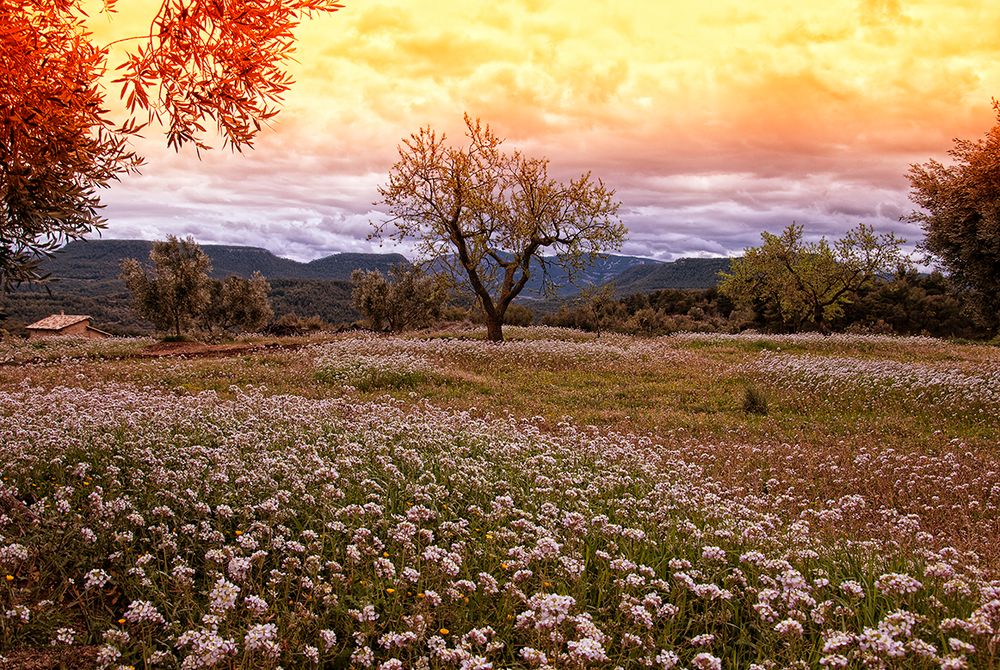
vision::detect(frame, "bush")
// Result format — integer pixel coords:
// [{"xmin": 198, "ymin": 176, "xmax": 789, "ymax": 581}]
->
[
  {"xmin": 504, "ymin": 303, "xmax": 535, "ymax": 326},
  {"xmin": 742, "ymin": 385, "xmax": 769, "ymax": 415},
  {"xmin": 351, "ymin": 265, "xmax": 447, "ymax": 332},
  {"xmin": 625, "ymin": 307, "xmax": 676, "ymax": 336}
]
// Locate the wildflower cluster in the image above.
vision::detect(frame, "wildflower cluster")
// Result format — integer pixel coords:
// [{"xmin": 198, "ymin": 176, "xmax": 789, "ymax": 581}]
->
[
  {"xmin": 311, "ymin": 331, "xmax": 695, "ymax": 381},
  {"xmin": 315, "ymin": 349, "xmax": 435, "ymax": 390},
  {"xmin": 1, "ymin": 383, "xmax": 997, "ymax": 668},
  {"xmin": 0, "ymin": 336, "xmax": 155, "ymax": 366},
  {"xmin": 747, "ymin": 352, "xmax": 1000, "ymax": 411},
  {"xmin": 673, "ymin": 331, "xmax": 942, "ymax": 348}
]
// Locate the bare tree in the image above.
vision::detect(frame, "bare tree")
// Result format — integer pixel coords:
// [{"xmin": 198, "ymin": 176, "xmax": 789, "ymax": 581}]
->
[{"xmin": 373, "ymin": 115, "xmax": 626, "ymax": 342}]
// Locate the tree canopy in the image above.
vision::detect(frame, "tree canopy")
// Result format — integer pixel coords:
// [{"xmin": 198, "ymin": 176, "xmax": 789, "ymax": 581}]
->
[
  {"xmin": 121, "ymin": 235, "xmax": 213, "ymax": 337},
  {"xmin": 200, "ymin": 272, "xmax": 274, "ymax": 337},
  {"xmin": 907, "ymin": 102, "xmax": 1000, "ymax": 333},
  {"xmin": 0, "ymin": 0, "xmax": 342, "ymax": 292},
  {"xmin": 718, "ymin": 223, "xmax": 907, "ymax": 332},
  {"xmin": 373, "ymin": 115, "xmax": 625, "ymax": 342},
  {"xmin": 121, "ymin": 236, "xmax": 274, "ymax": 338},
  {"xmin": 351, "ymin": 265, "xmax": 447, "ymax": 333}
]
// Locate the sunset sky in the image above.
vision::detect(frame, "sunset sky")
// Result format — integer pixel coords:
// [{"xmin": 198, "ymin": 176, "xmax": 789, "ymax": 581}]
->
[{"xmin": 88, "ymin": 0, "xmax": 1000, "ymax": 261}]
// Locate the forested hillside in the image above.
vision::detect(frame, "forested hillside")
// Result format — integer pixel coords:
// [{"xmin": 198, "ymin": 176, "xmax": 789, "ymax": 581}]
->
[
  {"xmin": 1, "ymin": 241, "xmax": 391, "ymax": 334},
  {"xmin": 39, "ymin": 239, "xmax": 408, "ymax": 281},
  {"xmin": 609, "ymin": 257, "xmax": 732, "ymax": 293}
]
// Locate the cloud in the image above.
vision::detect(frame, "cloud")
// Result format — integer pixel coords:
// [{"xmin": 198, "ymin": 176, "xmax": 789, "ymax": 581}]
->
[{"xmin": 87, "ymin": 0, "xmax": 1000, "ymax": 263}]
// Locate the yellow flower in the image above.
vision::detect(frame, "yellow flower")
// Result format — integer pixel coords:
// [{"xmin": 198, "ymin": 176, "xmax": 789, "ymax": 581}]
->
[
  {"xmin": 382, "ymin": 552, "xmax": 389, "ymax": 558},
  {"xmin": 235, "ymin": 530, "xmax": 243, "ymax": 536},
  {"xmin": 417, "ymin": 592, "xmax": 425, "ymax": 599},
  {"xmin": 386, "ymin": 588, "xmax": 395, "ymax": 594},
  {"xmin": 439, "ymin": 628, "xmax": 450, "ymax": 635},
  {"xmin": 543, "ymin": 581, "xmax": 553, "ymax": 588},
  {"xmin": 501, "ymin": 563, "xmax": 509, "ymax": 570},
  {"xmin": 4, "ymin": 575, "xmax": 13, "ymax": 582},
  {"xmin": 118, "ymin": 618, "xmax": 126, "ymax": 625}
]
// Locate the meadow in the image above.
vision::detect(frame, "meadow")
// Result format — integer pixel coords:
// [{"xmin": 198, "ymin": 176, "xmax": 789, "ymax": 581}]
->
[{"xmin": 0, "ymin": 328, "xmax": 998, "ymax": 669}]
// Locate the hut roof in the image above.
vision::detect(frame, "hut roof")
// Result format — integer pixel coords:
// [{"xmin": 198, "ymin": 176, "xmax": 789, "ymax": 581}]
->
[{"xmin": 25, "ymin": 314, "xmax": 90, "ymax": 331}]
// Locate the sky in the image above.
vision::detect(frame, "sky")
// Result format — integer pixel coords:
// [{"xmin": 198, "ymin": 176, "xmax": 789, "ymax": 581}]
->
[{"xmin": 87, "ymin": 0, "xmax": 1000, "ymax": 262}]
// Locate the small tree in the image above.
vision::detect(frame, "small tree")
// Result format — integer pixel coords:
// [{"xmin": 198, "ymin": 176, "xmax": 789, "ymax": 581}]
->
[
  {"xmin": 718, "ymin": 223, "xmax": 906, "ymax": 332},
  {"xmin": 577, "ymin": 284, "xmax": 624, "ymax": 337},
  {"xmin": 351, "ymin": 269, "xmax": 391, "ymax": 331},
  {"xmin": 120, "ymin": 236, "xmax": 213, "ymax": 338},
  {"xmin": 907, "ymin": 102, "xmax": 1000, "ymax": 332},
  {"xmin": 200, "ymin": 272, "xmax": 274, "ymax": 336},
  {"xmin": 351, "ymin": 265, "xmax": 447, "ymax": 332},
  {"xmin": 374, "ymin": 115, "xmax": 626, "ymax": 342}
]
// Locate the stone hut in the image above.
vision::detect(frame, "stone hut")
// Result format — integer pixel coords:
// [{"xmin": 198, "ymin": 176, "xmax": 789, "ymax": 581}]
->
[{"xmin": 25, "ymin": 313, "xmax": 111, "ymax": 340}]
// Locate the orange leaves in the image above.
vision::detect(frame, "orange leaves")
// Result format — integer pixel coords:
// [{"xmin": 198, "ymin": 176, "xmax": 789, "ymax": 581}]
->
[
  {"xmin": 1, "ymin": 0, "xmax": 341, "ymax": 290},
  {"xmin": 107, "ymin": 0, "xmax": 343, "ymax": 152},
  {"xmin": 0, "ymin": 0, "xmax": 138, "ymax": 289}
]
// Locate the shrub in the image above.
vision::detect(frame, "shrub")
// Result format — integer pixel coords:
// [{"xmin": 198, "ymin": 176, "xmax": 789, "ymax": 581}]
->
[
  {"xmin": 351, "ymin": 265, "xmax": 447, "ymax": 332},
  {"xmin": 742, "ymin": 384, "xmax": 769, "ymax": 415},
  {"xmin": 504, "ymin": 303, "xmax": 535, "ymax": 326}
]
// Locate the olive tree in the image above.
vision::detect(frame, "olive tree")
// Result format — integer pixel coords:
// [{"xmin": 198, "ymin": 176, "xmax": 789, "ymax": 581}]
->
[
  {"xmin": 120, "ymin": 235, "xmax": 213, "ymax": 338},
  {"xmin": 373, "ymin": 115, "xmax": 625, "ymax": 342},
  {"xmin": 200, "ymin": 272, "xmax": 274, "ymax": 336},
  {"xmin": 907, "ymin": 102, "xmax": 1000, "ymax": 332},
  {"xmin": 351, "ymin": 265, "xmax": 447, "ymax": 332},
  {"xmin": 718, "ymin": 223, "xmax": 907, "ymax": 332}
]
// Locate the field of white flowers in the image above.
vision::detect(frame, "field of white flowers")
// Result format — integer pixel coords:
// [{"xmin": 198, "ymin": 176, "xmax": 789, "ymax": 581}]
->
[{"xmin": 1, "ymin": 330, "xmax": 998, "ymax": 669}]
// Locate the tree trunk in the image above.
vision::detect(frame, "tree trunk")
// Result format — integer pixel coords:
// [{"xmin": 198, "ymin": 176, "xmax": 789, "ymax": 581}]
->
[
  {"xmin": 174, "ymin": 313, "xmax": 181, "ymax": 338},
  {"xmin": 814, "ymin": 305, "xmax": 829, "ymax": 334},
  {"xmin": 485, "ymin": 316, "xmax": 504, "ymax": 342}
]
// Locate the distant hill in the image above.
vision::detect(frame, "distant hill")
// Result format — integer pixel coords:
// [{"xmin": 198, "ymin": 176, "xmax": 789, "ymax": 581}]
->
[
  {"xmin": 609, "ymin": 257, "xmax": 732, "ymax": 294},
  {"xmin": 42, "ymin": 239, "xmax": 408, "ymax": 281},
  {"xmin": 429, "ymin": 253, "xmax": 665, "ymax": 298},
  {"xmin": 2, "ymin": 240, "xmax": 406, "ymax": 334}
]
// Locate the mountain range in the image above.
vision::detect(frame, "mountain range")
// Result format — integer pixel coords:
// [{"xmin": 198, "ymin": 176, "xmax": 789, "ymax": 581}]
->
[
  {"xmin": 40, "ymin": 239, "xmax": 409, "ymax": 282},
  {"xmin": 41, "ymin": 239, "xmax": 731, "ymax": 294}
]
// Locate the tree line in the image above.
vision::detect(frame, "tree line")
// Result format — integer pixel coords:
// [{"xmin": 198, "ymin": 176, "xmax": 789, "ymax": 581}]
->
[
  {"xmin": 542, "ymin": 270, "xmax": 988, "ymax": 339},
  {"xmin": 8, "ymin": 229, "xmax": 989, "ymax": 341}
]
